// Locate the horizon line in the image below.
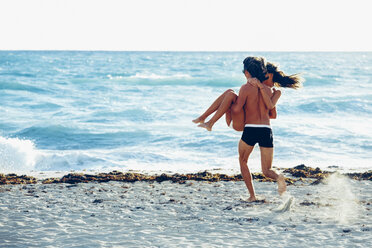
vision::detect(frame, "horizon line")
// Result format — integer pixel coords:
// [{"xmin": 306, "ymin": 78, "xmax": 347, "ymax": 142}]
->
[{"xmin": 1, "ymin": 49, "xmax": 372, "ymax": 53}]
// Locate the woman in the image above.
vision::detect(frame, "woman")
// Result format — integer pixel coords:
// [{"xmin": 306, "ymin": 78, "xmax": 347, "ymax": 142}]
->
[
  {"xmin": 192, "ymin": 56, "xmax": 269, "ymax": 131},
  {"xmin": 193, "ymin": 60, "xmax": 302, "ymax": 131}
]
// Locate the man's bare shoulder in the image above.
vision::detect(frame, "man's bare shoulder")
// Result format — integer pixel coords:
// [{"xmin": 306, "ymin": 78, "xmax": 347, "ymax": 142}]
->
[
  {"xmin": 240, "ymin": 83, "xmax": 258, "ymax": 95},
  {"xmin": 240, "ymin": 83, "xmax": 256, "ymax": 91}
]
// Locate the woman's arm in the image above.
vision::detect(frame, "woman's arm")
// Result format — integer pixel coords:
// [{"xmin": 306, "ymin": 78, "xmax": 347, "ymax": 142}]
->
[
  {"xmin": 269, "ymin": 107, "xmax": 277, "ymax": 119},
  {"xmin": 259, "ymin": 86, "xmax": 281, "ymax": 110},
  {"xmin": 269, "ymin": 88, "xmax": 281, "ymax": 107},
  {"xmin": 248, "ymin": 79, "xmax": 281, "ymax": 110},
  {"xmin": 268, "ymin": 89, "xmax": 280, "ymax": 118}
]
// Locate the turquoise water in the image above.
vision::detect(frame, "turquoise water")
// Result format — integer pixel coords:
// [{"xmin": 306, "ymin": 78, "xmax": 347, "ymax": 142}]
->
[{"xmin": 0, "ymin": 51, "xmax": 371, "ymax": 173}]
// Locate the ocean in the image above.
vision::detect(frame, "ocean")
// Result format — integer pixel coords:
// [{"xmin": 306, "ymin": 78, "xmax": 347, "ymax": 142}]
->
[{"xmin": 0, "ymin": 51, "xmax": 371, "ymax": 174}]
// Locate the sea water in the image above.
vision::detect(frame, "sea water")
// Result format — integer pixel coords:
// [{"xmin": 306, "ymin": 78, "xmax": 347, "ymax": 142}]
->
[{"xmin": 0, "ymin": 51, "xmax": 371, "ymax": 174}]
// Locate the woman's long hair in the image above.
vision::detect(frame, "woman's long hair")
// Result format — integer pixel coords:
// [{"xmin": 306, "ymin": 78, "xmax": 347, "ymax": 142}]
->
[{"xmin": 266, "ymin": 62, "xmax": 304, "ymax": 89}]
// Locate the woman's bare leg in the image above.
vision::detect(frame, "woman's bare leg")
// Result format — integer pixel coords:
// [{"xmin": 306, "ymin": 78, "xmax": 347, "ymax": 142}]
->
[
  {"xmin": 192, "ymin": 89, "xmax": 235, "ymax": 124},
  {"xmin": 229, "ymin": 101, "xmax": 245, "ymax": 131},
  {"xmin": 198, "ymin": 90, "xmax": 237, "ymax": 131}
]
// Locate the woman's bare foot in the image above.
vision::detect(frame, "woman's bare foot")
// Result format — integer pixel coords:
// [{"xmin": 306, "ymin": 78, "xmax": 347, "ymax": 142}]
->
[
  {"xmin": 198, "ymin": 122, "xmax": 212, "ymax": 131},
  {"xmin": 277, "ymin": 174, "xmax": 287, "ymax": 195},
  {"xmin": 192, "ymin": 117, "xmax": 205, "ymax": 124}
]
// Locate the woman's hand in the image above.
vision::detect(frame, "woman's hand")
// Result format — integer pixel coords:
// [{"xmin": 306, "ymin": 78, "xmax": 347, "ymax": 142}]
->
[
  {"xmin": 247, "ymin": 78, "xmax": 263, "ymax": 89},
  {"xmin": 272, "ymin": 88, "xmax": 282, "ymax": 97}
]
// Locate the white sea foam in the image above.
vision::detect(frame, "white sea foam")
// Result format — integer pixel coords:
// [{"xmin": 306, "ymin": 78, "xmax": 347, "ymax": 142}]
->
[
  {"xmin": 0, "ymin": 136, "xmax": 38, "ymax": 172},
  {"xmin": 0, "ymin": 137, "xmax": 111, "ymax": 173},
  {"xmin": 128, "ymin": 72, "xmax": 192, "ymax": 80}
]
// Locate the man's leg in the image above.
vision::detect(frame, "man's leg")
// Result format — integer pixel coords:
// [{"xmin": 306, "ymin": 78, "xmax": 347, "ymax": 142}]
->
[
  {"xmin": 239, "ymin": 140, "xmax": 256, "ymax": 201},
  {"xmin": 260, "ymin": 147, "xmax": 286, "ymax": 195}
]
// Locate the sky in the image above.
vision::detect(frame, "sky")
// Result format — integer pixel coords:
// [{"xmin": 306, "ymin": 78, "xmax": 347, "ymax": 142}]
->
[{"xmin": 0, "ymin": 0, "xmax": 371, "ymax": 51}]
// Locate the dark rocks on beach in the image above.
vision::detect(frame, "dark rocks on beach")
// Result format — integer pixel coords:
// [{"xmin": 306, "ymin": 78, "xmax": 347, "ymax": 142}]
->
[
  {"xmin": 92, "ymin": 199, "xmax": 104, "ymax": 204},
  {"xmin": 66, "ymin": 184, "xmax": 78, "ymax": 188},
  {"xmin": 345, "ymin": 171, "xmax": 372, "ymax": 181},
  {"xmin": 155, "ymin": 173, "xmax": 172, "ymax": 183},
  {"xmin": 310, "ymin": 178, "xmax": 325, "ymax": 185},
  {"xmin": 252, "ymin": 173, "xmax": 269, "ymax": 181},
  {"xmin": 285, "ymin": 164, "xmax": 372, "ymax": 181},
  {"xmin": 1, "ymin": 165, "xmax": 371, "ymax": 185},
  {"xmin": 299, "ymin": 201, "xmax": 319, "ymax": 206},
  {"xmin": 0, "ymin": 173, "xmax": 37, "ymax": 185},
  {"xmin": 38, "ymin": 170, "xmax": 278, "ymax": 184},
  {"xmin": 229, "ymin": 217, "xmax": 260, "ymax": 225},
  {"xmin": 283, "ymin": 164, "xmax": 328, "ymax": 179}
]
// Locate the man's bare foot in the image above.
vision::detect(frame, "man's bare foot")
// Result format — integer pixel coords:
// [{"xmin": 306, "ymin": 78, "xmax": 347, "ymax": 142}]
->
[
  {"xmin": 247, "ymin": 196, "xmax": 257, "ymax": 202},
  {"xmin": 277, "ymin": 174, "xmax": 287, "ymax": 195},
  {"xmin": 192, "ymin": 117, "xmax": 205, "ymax": 124},
  {"xmin": 198, "ymin": 122, "xmax": 212, "ymax": 131}
]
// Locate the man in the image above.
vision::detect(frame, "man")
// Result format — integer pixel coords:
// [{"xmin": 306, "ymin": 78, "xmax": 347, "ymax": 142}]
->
[{"xmin": 232, "ymin": 57, "xmax": 286, "ymax": 201}]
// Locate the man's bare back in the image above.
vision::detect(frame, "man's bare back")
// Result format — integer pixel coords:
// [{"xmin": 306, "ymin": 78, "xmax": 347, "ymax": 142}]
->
[{"xmin": 239, "ymin": 83, "xmax": 273, "ymax": 125}]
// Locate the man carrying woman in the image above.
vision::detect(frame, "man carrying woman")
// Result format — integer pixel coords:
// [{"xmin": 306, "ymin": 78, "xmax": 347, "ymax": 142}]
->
[{"xmin": 193, "ymin": 56, "xmax": 303, "ymax": 201}]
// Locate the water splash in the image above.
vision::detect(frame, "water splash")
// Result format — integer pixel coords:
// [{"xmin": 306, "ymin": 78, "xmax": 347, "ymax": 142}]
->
[
  {"xmin": 274, "ymin": 193, "xmax": 294, "ymax": 213},
  {"xmin": 320, "ymin": 173, "xmax": 360, "ymax": 224},
  {"xmin": 0, "ymin": 136, "xmax": 38, "ymax": 172}
]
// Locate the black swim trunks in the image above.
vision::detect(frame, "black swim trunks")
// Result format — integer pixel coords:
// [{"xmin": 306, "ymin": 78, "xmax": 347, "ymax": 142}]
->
[{"xmin": 241, "ymin": 126, "xmax": 274, "ymax": 148}]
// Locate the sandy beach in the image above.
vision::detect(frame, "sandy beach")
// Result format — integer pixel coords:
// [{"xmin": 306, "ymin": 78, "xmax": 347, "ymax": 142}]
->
[{"xmin": 0, "ymin": 169, "xmax": 371, "ymax": 248}]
